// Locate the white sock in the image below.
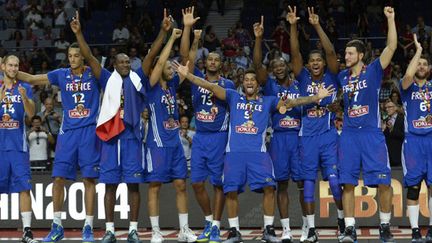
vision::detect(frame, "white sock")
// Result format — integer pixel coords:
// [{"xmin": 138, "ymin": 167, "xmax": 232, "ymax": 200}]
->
[
  {"xmin": 345, "ymin": 217, "xmax": 355, "ymax": 227},
  {"xmin": 408, "ymin": 205, "xmax": 419, "ymax": 229},
  {"xmin": 106, "ymin": 222, "xmax": 114, "ymax": 234},
  {"xmin": 306, "ymin": 214, "xmax": 315, "ymax": 228},
  {"xmin": 228, "ymin": 217, "xmax": 239, "ymax": 231},
  {"xmin": 302, "ymin": 216, "xmax": 308, "ymax": 229},
  {"xmin": 21, "ymin": 211, "xmax": 32, "ymax": 230},
  {"xmin": 84, "ymin": 215, "xmax": 94, "ymax": 228},
  {"xmin": 337, "ymin": 209, "xmax": 344, "ymax": 219},
  {"xmin": 150, "ymin": 216, "xmax": 160, "ymax": 230},
  {"xmin": 129, "ymin": 221, "xmax": 138, "ymax": 233},
  {"xmin": 212, "ymin": 220, "xmax": 221, "ymax": 229},
  {"xmin": 53, "ymin": 212, "xmax": 62, "ymax": 226},
  {"xmin": 179, "ymin": 213, "xmax": 188, "ymax": 229},
  {"xmin": 429, "ymin": 197, "xmax": 432, "ymax": 225},
  {"xmin": 379, "ymin": 211, "xmax": 391, "ymax": 224},
  {"xmin": 205, "ymin": 214, "xmax": 213, "ymax": 222},
  {"xmin": 263, "ymin": 215, "xmax": 274, "ymax": 228},
  {"xmin": 280, "ymin": 218, "xmax": 290, "ymax": 231}
]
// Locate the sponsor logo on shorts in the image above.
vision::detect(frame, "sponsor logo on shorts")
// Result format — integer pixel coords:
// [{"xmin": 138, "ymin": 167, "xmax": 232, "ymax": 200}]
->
[
  {"xmin": 348, "ymin": 105, "xmax": 369, "ymax": 118},
  {"xmin": 412, "ymin": 116, "xmax": 432, "ymax": 129},
  {"xmin": 279, "ymin": 116, "xmax": 300, "ymax": 128},
  {"xmin": 378, "ymin": 174, "xmax": 387, "ymax": 179},
  {"xmin": 265, "ymin": 178, "xmax": 273, "ymax": 182},
  {"xmin": 134, "ymin": 173, "xmax": 142, "ymax": 178},
  {"xmin": 196, "ymin": 110, "xmax": 216, "ymax": 122},
  {"xmin": 93, "ymin": 166, "xmax": 100, "ymax": 172},
  {"xmin": 68, "ymin": 105, "xmax": 90, "ymax": 118},
  {"xmin": 235, "ymin": 121, "xmax": 258, "ymax": 134}
]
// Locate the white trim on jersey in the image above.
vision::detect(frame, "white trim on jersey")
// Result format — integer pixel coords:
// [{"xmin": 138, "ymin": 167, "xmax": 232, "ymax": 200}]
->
[
  {"xmin": 299, "ymin": 106, "xmax": 304, "ymax": 136},
  {"xmin": 59, "ymin": 113, "xmax": 65, "ymax": 135},
  {"xmin": 401, "ymin": 141, "xmax": 407, "ymax": 176},
  {"xmin": 22, "ymin": 115, "xmax": 27, "ymax": 152},
  {"xmin": 376, "ymin": 88, "xmax": 381, "ymax": 128},
  {"xmin": 117, "ymin": 139, "xmax": 121, "ymax": 166},
  {"xmin": 220, "ymin": 111, "xmax": 229, "ymax": 132},
  {"xmin": 146, "ymin": 148, "xmax": 153, "ymax": 172},
  {"xmin": 403, "ymin": 101, "xmax": 408, "ymax": 133},
  {"xmin": 260, "ymin": 127, "xmax": 267, "ymax": 152},
  {"xmin": 141, "ymin": 143, "xmax": 145, "ymax": 169},
  {"xmin": 149, "ymin": 103, "xmax": 163, "ymax": 147},
  {"xmin": 225, "ymin": 123, "xmax": 232, "ymax": 152}
]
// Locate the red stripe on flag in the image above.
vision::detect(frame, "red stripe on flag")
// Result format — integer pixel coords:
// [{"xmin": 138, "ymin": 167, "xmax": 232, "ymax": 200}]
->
[{"xmin": 96, "ymin": 110, "xmax": 125, "ymax": 141}]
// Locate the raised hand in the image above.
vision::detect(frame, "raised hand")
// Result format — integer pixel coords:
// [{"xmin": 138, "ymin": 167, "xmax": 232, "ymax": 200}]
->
[
  {"xmin": 171, "ymin": 28, "xmax": 183, "ymax": 39},
  {"xmin": 413, "ymin": 33, "xmax": 422, "ymax": 51},
  {"xmin": 253, "ymin": 15, "xmax": 264, "ymax": 38},
  {"xmin": 383, "ymin": 6, "xmax": 395, "ymax": 20},
  {"xmin": 172, "ymin": 60, "xmax": 190, "ymax": 80},
  {"xmin": 182, "ymin": 6, "xmax": 200, "ymax": 27},
  {"xmin": 161, "ymin": 8, "xmax": 173, "ymax": 32},
  {"xmin": 317, "ymin": 84, "xmax": 335, "ymax": 99},
  {"xmin": 70, "ymin": 11, "xmax": 81, "ymax": 34},
  {"xmin": 308, "ymin": 7, "xmax": 319, "ymax": 26},
  {"xmin": 286, "ymin": 6, "xmax": 300, "ymax": 25},
  {"xmin": 18, "ymin": 84, "xmax": 27, "ymax": 99},
  {"xmin": 193, "ymin": 29, "xmax": 202, "ymax": 40}
]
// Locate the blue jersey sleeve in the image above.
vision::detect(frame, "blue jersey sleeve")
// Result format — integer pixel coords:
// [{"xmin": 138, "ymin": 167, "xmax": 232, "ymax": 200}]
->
[
  {"xmin": 134, "ymin": 67, "xmax": 148, "ymax": 95},
  {"xmin": 194, "ymin": 67, "xmax": 205, "ymax": 79},
  {"xmin": 97, "ymin": 68, "xmax": 111, "ymax": 90},
  {"xmin": 168, "ymin": 75, "xmax": 180, "ymax": 90},
  {"xmin": 23, "ymin": 83, "xmax": 33, "ymax": 99},
  {"xmin": 369, "ymin": 58, "xmax": 384, "ymax": 86},
  {"xmin": 47, "ymin": 69, "xmax": 63, "ymax": 86},
  {"xmin": 270, "ymin": 96, "xmax": 279, "ymax": 113},
  {"xmin": 225, "ymin": 89, "xmax": 238, "ymax": 105},
  {"xmin": 225, "ymin": 79, "xmax": 235, "ymax": 90},
  {"xmin": 296, "ymin": 67, "xmax": 309, "ymax": 84}
]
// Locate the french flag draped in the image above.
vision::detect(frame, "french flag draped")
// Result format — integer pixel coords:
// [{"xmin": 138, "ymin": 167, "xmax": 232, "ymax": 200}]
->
[{"xmin": 96, "ymin": 69, "xmax": 145, "ymax": 141}]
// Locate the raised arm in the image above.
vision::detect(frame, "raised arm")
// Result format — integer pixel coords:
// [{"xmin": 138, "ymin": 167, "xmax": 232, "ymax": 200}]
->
[
  {"xmin": 252, "ymin": 15, "xmax": 268, "ymax": 84},
  {"xmin": 188, "ymin": 29, "xmax": 202, "ymax": 71},
  {"xmin": 308, "ymin": 7, "xmax": 338, "ymax": 74},
  {"xmin": 287, "ymin": 6, "xmax": 303, "ymax": 77},
  {"xmin": 401, "ymin": 34, "xmax": 423, "ymax": 90},
  {"xmin": 70, "ymin": 11, "xmax": 103, "ymax": 79},
  {"xmin": 149, "ymin": 28, "xmax": 182, "ymax": 87},
  {"xmin": 173, "ymin": 60, "xmax": 226, "ymax": 100},
  {"xmin": 278, "ymin": 84, "xmax": 335, "ymax": 109},
  {"xmin": 379, "ymin": 7, "xmax": 397, "ymax": 69},
  {"xmin": 142, "ymin": 9, "xmax": 172, "ymax": 76},
  {"xmin": 0, "ymin": 57, "xmax": 49, "ymax": 85},
  {"xmin": 179, "ymin": 6, "xmax": 200, "ymax": 64},
  {"xmin": 18, "ymin": 85, "xmax": 35, "ymax": 118}
]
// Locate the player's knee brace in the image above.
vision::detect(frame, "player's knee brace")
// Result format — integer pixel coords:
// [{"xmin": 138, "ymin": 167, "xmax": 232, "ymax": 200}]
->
[
  {"xmin": 328, "ymin": 174, "xmax": 342, "ymax": 201},
  {"xmin": 303, "ymin": 180, "xmax": 315, "ymax": 203},
  {"xmin": 407, "ymin": 184, "xmax": 421, "ymax": 201}
]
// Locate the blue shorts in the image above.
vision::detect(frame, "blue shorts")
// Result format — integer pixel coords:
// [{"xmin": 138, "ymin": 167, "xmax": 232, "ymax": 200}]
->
[
  {"xmin": 144, "ymin": 143, "xmax": 187, "ymax": 183},
  {"xmin": 99, "ymin": 138, "xmax": 145, "ymax": 184},
  {"xmin": 338, "ymin": 129, "xmax": 391, "ymax": 187},
  {"xmin": 0, "ymin": 151, "xmax": 32, "ymax": 194},
  {"xmin": 223, "ymin": 152, "xmax": 276, "ymax": 194},
  {"xmin": 269, "ymin": 131, "xmax": 301, "ymax": 181},
  {"xmin": 299, "ymin": 129, "xmax": 338, "ymax": 181},
  {"xmin": 53, "ymin": 125, "xmax": 100, "ymax": 180},
  {"xmin": 402, "ymin": 135, "xmax": 432, "ymax": 187},
  {"xmin": 190, "ymin": 132, "xmax": 227, "ymax": 186}
]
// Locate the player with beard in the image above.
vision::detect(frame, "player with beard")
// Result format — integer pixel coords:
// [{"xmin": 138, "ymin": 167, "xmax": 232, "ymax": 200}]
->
[
  {"xmin": 338, "ymin": 7, "xmax": 397, "ymax": 243},
  {"xmin": 0, "ymin": 55, "xmax": 37, "ymax": 243},
  {"xmin": 145, "ymin": 28, "xmax": 197, "ymax": 243},
  {"xmin": 288, "ymin": 6, "xmax": 344, "ymax": 243},
  {"xmin": 173, "ymin": 60, "xmax": 334, "ymax": 243},
  {"xmin": 400, "ymin": 34, "xmax": 432, "ymax": 242},
  {"xmin": 179, "ymin": 11, "xmax": 235, "ymax": 243},
  {"xmin": 253, "ymin": 15, "xmax": 306, "ymax": 243}
]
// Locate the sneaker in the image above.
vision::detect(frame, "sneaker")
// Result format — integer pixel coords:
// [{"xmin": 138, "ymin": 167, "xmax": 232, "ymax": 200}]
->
[
  {"xmin": 280, "ymin": 228, "xmax": 293, "ymax": 243},
  {"xmin": 42, "ymin": 223, "xmax": 64, "ymax": 243},
  {"xmin": 150, "ymin": 228, "xmax": 164, "ymax": 243},
  {"xmin": 22, "ymin": 228, "xmax": 39, "ymax": 243},
  {"xmin": 127, "ymin": 229, "xmax": 141, "ymax": 243},
  {"xmin": 82, "ymin": 225, "xmax": 94, "ymax": 243},
  {"xmin": 411, "ymin": 228, "xmax": 423, "ymax": 242},
  {"xmin": 178, "ymin": 225, "xmax": 197, "ymax": 243},
  {"xmin": 303, "ymin": 228, "xmax": 318, "ymax": 243},
  {"xmin": 426, "ymin": 226, "xmax": 432, "ymax": 243},
  {"xmin": 340, "ymin": 226, "xmax": 357, "ymax": 243},
  {"xmin": 379, "ymin": 223, "xmax": 395, "ymax": 243},
  {"xmin": 197, "ymin": 221, "xmax": 212, "ymax": 242},
  {"xmin": 261, "ymin": 225, "xmax": 281, "ymax": 243},
  {"xmin": 222, "ymin": 228, "xmax": 243, "ymax": 243},
  {"xmin": 209, "ymin": 225, "xmax": 221, "ymax": 243},
  {"xmin": 100, "ymin": 231, "xmax": 117, "ymax": 243},
  {"xmin": 300, "ymin": 223, "xmax": 308, "ymax": 243},
  {"xmin": 337, "ymin": 218, "xmax": 346, "ymax": 242}
]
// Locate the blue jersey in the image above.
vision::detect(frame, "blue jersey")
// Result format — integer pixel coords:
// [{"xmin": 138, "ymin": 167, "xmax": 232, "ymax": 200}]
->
[
  {"xmin": 48, "ymin": 67, "xmax": 110, "ymax": 131},
  {"xmin": 263, "ymin": 77, "xmax": 301, "ymax": 132},
  {"xmin": 146, "ymin": 76, "xmax": 181, "ymax": 147},
  {"xmin": 400, "ymin": 79, "xmax": 432, "ymax": 136},
  {"xmin": 0, "ymin": 81, "xmax": 33, "ymax": 152},
  {"xmin": 297, "ymin": 68, "xmax": 338, "ymax": 136},
  {"xmin": 191, "ymin": 69, "xmax": 235, "ymax": 132},
  {"xmin": 225, "ymin": 89, "xmax": 279, "ymax": 153},
  {"xmin": 338, "ymin": 59, "xmax": 383, "ymax": 129}
]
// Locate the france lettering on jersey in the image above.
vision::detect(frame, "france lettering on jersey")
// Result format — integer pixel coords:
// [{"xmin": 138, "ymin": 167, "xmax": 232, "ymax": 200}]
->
[
  {"xmin": 191, "ymin": 68, "xmax": 235, "ymax": 132},
  {"xmin": 146, "ymin": 75, "xmax": 181, "ymax": 147},
  {"xmin": 338, "ymin": 59, "xmax": 383, "ymax": 129},
  {"xmin": 225, "ymin": 89, "xmax": 279, "ymax": 152},
  {"xmin": 400, "ymin": 79, "xmax": 432, "ymax": 135},
  {"xmin": 0, "ymin": 81, "xmax": 33, "ymax": 152},
  {"xmin": 47, "ymin": 67, "xmax": 110, "ymax": 131},
  {"xmin": 263, "ymin": 77, "xmax": 301, "ymax": 132},
  {"xmin": 297, "ymin": 68, "xmax": 338, "ymax": 136}
]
